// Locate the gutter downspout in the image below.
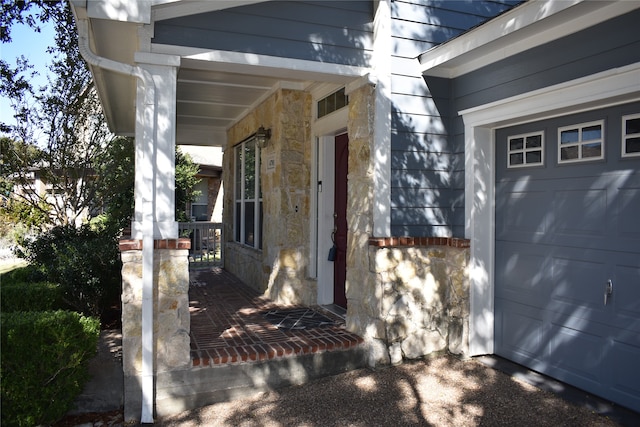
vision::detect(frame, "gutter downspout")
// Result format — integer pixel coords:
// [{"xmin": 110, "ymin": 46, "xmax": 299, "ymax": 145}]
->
[{"xmin": 76, "ymin": 18, "xmax": 156, "ymax": 424}]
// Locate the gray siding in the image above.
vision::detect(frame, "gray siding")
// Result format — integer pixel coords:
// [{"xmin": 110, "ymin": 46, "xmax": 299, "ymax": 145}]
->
[
  {"xmin": 420, "ymin": 8, "xmax": 640, "ymax": 238},
  {"xmin": 152, "ymin": 1, "xmax": 373, "ymax": 67},
  {"xmin": 390, "ymin": 0, "xmax": 521, "ymax": 237},
  {"xmin": 452, "ymin": 9, "xmax": 640, "ymax": 111}
]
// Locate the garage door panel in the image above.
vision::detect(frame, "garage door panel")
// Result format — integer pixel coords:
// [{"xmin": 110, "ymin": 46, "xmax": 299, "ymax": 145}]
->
[
  {"xmin": 548, "ymin": 322, "xmax": 605, "ymax": 384},
  {"xmin": 617, "ymin": 187, "xmax": 640, "ymax": 242},
  {"xmin": 495, "ymin": 242, "xmax": 550, "ymax": 304},
  {"xmin": 613, "ymin": 263, "xmax": 640, "ymax": 322},
  {"xmin": 496, "ymin": 189, "xmax": 548, "ymax": 240},
  {"xmin": 495, "ymin": 300, "xmax": 546, "ymax": 362},
  {"xmin": 550, "ymin": 256, "xmax": 608, "ymax": 321},
  {"xmin": 552, "ymin": 188, "xmax": 607, "ymax": 238},
  {"xmin": 495, "ymin": 103, "xmax": 640, "ymax": 412},
  {"xmin": 610, "ymin": 341, "xmax": 640, "ymax": 408}
]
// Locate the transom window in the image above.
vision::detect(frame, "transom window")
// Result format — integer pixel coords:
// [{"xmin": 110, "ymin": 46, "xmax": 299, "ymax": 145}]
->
[
  {"xmin": 234, "ymin": 137, "xmax": 262, "ymax": 249},
  {"xmin": 507, "ymin": 132, "xmax": 544, "ymax": 168},
  {"xmin": 558, "ymin": 120, "xmax": 604, "ymax": 163},
  {"xmin": 317, "ymin": 87, "xmax": 348, "ymax": 119},
  {"xmin": 622, "ymin": 113, "xmax": 640, "ymax": 158}
]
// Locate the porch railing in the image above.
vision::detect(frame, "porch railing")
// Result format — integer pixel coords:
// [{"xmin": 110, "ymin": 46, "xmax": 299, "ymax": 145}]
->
[{"xmin": 178, "ymin": 221, "xmax": 223, "ymax": 267}]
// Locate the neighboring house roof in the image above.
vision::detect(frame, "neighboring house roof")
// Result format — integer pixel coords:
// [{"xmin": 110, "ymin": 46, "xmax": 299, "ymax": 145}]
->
[{"xmin": 178, "ymin": 145, "xmax": 223, "ymax": 178}]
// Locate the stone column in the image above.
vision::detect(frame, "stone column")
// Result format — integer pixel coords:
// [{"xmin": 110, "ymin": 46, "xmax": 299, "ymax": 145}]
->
[{"xmin": 119, "ymin": 238, "xmax": 191, "ymax": 423}]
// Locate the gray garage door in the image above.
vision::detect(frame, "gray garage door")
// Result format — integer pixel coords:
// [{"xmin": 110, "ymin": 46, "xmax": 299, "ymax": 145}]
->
[{"xmin": 495, "ymin": 102, "xmax": 640, "ymax": 412}]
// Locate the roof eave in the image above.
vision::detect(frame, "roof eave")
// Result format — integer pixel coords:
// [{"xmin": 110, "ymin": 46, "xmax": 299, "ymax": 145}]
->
[{"xmin": 419, "ymin": 0, "xmax": 640, "ymax": 78}]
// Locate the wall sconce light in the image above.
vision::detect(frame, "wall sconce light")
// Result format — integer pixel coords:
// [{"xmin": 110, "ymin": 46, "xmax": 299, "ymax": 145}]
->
[{"xmin": 255, "ymin": 125, "xmax": 271, "ymax": 148}]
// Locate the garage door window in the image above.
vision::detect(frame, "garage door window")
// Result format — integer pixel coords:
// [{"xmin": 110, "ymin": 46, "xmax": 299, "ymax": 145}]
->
[
  {"xmin": 622, "ymin": 113, "xmax": 640, "ymax": 158},
  {"xmin": 507, "ymin": 132, "xmax": 544, "ymax": 168},
  {"xmin": 558, "ymin": 120, "xmax": 604, "ymax": 163}
]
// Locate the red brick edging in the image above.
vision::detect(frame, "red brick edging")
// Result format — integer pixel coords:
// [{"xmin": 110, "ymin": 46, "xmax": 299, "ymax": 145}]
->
[
  {"xmin": 368, "ymin": 236, "xmax": 470, "ymax": 249},
  {"xmin": 118, "ymin": 238, "xmax": 191, "ymax": 251}
]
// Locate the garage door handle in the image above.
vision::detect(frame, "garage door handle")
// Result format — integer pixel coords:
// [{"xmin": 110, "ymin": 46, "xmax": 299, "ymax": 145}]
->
[{"xmin": 604, "ymin": 280, "xmax": 613, "ymax": 306}]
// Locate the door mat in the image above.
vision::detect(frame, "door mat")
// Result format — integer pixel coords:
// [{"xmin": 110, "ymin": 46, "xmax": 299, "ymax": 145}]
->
[{"xmin": 262, "ymin": 307, "xmax": 337, "ymax": 330}]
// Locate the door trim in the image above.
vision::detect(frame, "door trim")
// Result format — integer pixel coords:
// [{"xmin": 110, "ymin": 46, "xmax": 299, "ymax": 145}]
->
[
  {"xmin": 316, "ymin": 134, "xmax": 336, "ymax": 305},
  {"xmin": 311, "ymin": 94, "xmax": 348, "ymax": 305}
]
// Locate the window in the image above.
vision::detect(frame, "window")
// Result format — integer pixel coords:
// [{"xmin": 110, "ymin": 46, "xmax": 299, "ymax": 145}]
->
[
  {"xmin": 317, "ymin": 88, "xmax": 348, "ymax": 119},
  {"xmin": 558, "ymin": 120, "xmax": 604, "ymax": 163},
  {"xmin": 234, "ymin": 137, "xmax": 262, "ymax": 249},
  {"xmin": 190, "ymin": 180, "xmax": 209, "ymax": 221},
  {"xmin": 622, "ymin": 113, "xmax": 640, "ymax": 158},
  {"xmin": 507, "ymin": 131, "xmax": 544, "ymax": 168}
]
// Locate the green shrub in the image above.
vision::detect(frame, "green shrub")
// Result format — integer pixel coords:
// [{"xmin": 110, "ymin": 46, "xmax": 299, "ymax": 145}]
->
[
  {"xmin": 16, "ymin": 224, "xmax": 121, "ymax": 317},
  {"xmin": 0, "ymin": 310, "xmax": 100, "ymax": 427},
  {"xmin": 0, "ymin": 281, "xmax": 66, "ymax": 312},
  {"xmin": 0, "ymin": 264, "xmax": 46, "ymax": 284}
]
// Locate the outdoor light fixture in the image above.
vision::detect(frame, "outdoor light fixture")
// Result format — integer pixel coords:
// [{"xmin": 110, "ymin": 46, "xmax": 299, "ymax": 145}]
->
[{"xmin": 255, "ymin": 125, "xmax": 271, "ymax": 148}]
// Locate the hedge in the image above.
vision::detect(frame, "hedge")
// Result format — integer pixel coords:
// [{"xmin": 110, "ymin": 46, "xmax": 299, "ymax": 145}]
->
[
  {"xmin": 16, "ymin": 224, "xmax": 122, "ymax": 317},
  {"xmin": 0, "ymin": 310, "xmax": 100, "ymax": 427},
  {"xmin": 0, "ymin": 281, "xmax": 65, "ymax": 312}
]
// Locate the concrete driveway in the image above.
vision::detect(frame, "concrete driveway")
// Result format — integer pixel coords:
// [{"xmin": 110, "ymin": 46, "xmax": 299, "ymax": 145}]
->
[{"xmin": 155, "ymin": 354, "xmax": 638, "ymax": 427}]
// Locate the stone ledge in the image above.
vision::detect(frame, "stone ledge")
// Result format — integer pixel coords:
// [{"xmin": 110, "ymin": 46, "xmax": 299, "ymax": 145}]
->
[
  {"xmin": 119, "ymin": 238, "xmax": 191, "ymax": 252},
  {"xmin": 368, "ymin": 237, "xmax": 470, "ymax": 249}
]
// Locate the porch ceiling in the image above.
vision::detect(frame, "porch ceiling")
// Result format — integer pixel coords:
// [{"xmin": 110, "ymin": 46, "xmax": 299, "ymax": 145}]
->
[
  {"xmin": 83, "ymin": 14, "xmax": 366, "ymax": 148},
  {"xmin": 173, "ymin": 63, "xmax": 287, "ymax": 147},
  {"xmin": 88, "ymin": 40, "xmax": 294, "ymax": 146}
]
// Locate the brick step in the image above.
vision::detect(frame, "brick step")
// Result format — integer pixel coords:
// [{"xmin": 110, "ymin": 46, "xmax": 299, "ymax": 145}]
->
[{"xmin": 192, "ymin": 328, "xmax": 363, "ymax": 366}]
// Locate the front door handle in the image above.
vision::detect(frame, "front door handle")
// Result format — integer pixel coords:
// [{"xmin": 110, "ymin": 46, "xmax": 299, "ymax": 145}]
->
[{"xmin": 604, "ymin": 279, "xmax": 613, "ymax": 306}]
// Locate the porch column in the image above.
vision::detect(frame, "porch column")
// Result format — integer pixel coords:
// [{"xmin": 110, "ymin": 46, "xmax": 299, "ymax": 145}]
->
[
  {"xmin": 372, "ymin": 0, "xmax": 392, "ymax": 237},
  {"xmin": 131, "ymin": 53, "xmax": 180, "ymax": 240},
  {"xmin": 120, "ymin": 53, "xmax": 191, "ymax": 424}
]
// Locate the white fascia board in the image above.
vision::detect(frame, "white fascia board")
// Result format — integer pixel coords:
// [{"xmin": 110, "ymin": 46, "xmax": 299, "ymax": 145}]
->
[
  {"xmin": 151, "ymin": 44, "xmax": 370, "ymax": 82},
  {"xmin": 86, "ymin": 0, "xmax": 150, "ymax": 23},
  {"xmin": 134, "ymin": 51, "xmax": 181, "ymax": 67},
  {"xmin": 419, "ymin": 0, "xmax": 640, "ymax": 78},
  {"xmin": 460, "ymin": 62, "xmax": 640, "ymax": 128},
  {"xmin": 152, "ymin": 0, "xmax": 272, "ymax": 21}
]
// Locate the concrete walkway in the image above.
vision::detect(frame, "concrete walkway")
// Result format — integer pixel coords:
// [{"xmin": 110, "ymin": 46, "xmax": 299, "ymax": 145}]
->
[{"xmin": 69, "ymin": 330, "xmax": 123, "ymax": 414}]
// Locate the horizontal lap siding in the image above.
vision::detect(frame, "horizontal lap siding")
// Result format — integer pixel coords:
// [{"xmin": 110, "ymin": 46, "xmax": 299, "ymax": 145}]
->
[
  {"xmin": 390, "ymin": 0, "xmax": 521, "ymax": 237},
  {"xmin": 453, "ymin": 9, "xmax": 640, "ymax": 111},
  {"xmin": 152, "ymin": 1, "xmax": 374, "ymax": 67}
]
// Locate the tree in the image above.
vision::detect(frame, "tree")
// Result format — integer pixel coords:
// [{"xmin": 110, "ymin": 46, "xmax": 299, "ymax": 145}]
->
[
  {"xmin": 1, "ymin": 1, "xmax": 201, "ymax": 232},
  {"xmin": 176, "ymin": 148, "xmax": 202, "ymax": 222},
  {"xmin": 1, "ymin": 1, "xmax": 113, "ymax": 228}
]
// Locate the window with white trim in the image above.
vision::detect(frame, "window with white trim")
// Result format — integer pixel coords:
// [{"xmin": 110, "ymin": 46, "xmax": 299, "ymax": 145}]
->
[
  {"xmin": 507, "ymin": 131, "xmax": 544, "ymax": 168},
  {"xmin": 234, "ymin": 137, "xmax": 262, "ymax": 249},
  {"xmin": 190, "ymin": 180, "xmax": 209, "ymax": 221},
  {"xmin": 558, "ymin": 120, "xmax": 604, "ymax": 163},
  {"xmin": 622, "ymin": 113, "xmax": 640, "ymax": 158}
]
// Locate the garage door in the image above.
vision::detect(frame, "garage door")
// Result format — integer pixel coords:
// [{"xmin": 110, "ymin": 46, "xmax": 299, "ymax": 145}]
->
[{"xmin": 494, "ymin": 103, "xmax": 640, "ymax": 412}]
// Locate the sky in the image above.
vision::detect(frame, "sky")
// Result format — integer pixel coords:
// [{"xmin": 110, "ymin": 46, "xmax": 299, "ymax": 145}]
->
[{"xmin": 0, "ymin": 20, "xmax": 56, "ymax": 136}]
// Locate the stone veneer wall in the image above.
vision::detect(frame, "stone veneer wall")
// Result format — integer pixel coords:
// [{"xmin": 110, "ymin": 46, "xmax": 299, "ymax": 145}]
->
[
  {"xmin": 119, "ymin": 238, "xmax": 191, "ymax": 420},
  {"xmin": 343, "ymin": 83, "xmax": 470, "ymax": 366},
  {"xmin": 224, "ymin": 88, "xmax": 316, "ymax": 305},
  {"xmin": 364, "ymin": 238, "xmax": 470, "ymax": 366},
  {"xmin": 222, "ymin": 82, "xmax": 471, "ymax": 366}
]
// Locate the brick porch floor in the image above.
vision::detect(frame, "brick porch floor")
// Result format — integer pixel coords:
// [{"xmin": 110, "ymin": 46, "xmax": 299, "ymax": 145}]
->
[{"xmin": 188, "ymin": 267, "xmax": 364, "ymax": 367}]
